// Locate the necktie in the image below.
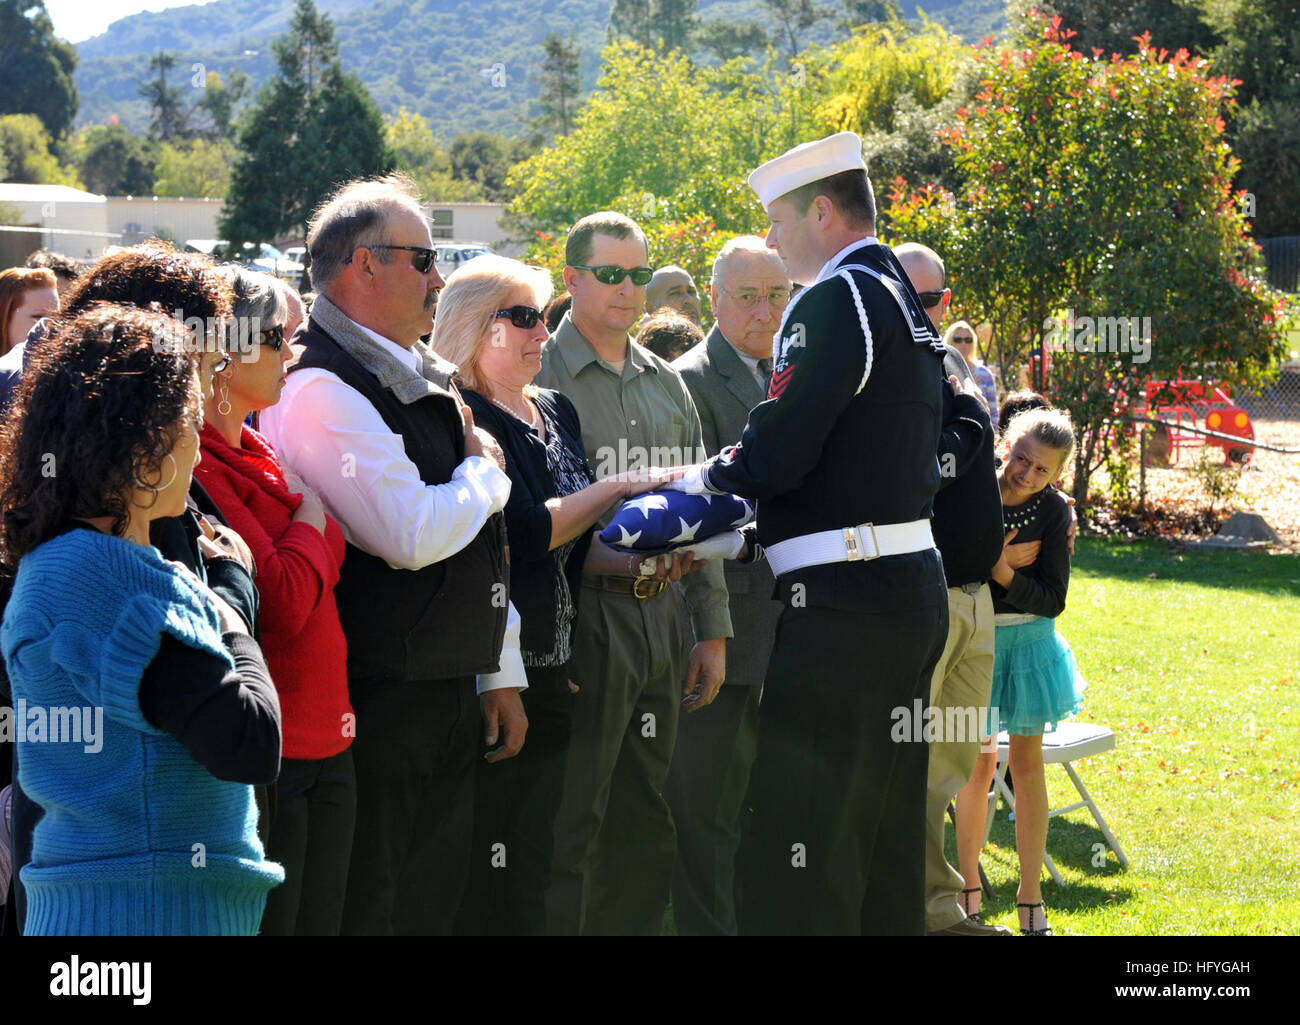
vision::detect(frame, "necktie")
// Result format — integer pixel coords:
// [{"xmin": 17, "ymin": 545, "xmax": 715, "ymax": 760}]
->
[{"xmin": 757, "ymin": 357, "xmax": 772, "ymax": 391}]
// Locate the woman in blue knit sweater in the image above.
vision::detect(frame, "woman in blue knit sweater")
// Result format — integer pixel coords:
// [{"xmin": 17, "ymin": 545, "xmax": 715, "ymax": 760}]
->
[{"xmin": 0, "ymin": 304, "xmax": 284, "ymax": 935}]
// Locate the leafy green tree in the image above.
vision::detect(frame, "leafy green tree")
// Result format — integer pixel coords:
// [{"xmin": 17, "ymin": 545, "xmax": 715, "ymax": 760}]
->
[
  {"xmin": 761, "ymin": 0, "xmax": 829, "ymax": 60},
  {"xmin": 839, "ymin": 0, "xmax": 902, "ymax": 29},
  {"xmin": 609, "ymin": 0, "xmax": 698, "ymax": 53},
  {"xmin": 69, "ymin": 122, "xmax": 156, "ymax": 194},
  {"xmin": 448, "ymin": 132, "xmax": 529, "ymax": 203},
  {"xmin": 194, "ymin": 70, "xmax": 251, "ymax": 142},
  {"xmin": 138, "ymin": 51, "xmax": 192, "ymax": 142},
  {"xmin": 886, "ymin": 12, "xmax": 1286, "ymax": 511},
  {"xmin": 1039, "ymin": 0, "xmax": 1300, "ymax": 236},
  {"xmin": 507, "ymin": 41, "xmax": 812, "ymax": 241},
  {"xmin": 532, "ymin": 33, "xmax": 582, "ymax": 141},
  {"xmin": 694, "ymin": 20, "xmax": 770, "ymax": 61},
  {"xmin": 1205, "ymin": 0, "xmax": 1300, "ymax": 236},
  {"xmin": 220, "ymin": 0, "xmax": 393, "ymax": 249},
  {"xmin": 386, "ymin": 109, "xmax": 482, "ymax": 201},
  {"xmin": 153, "ymin": 138, "xmax": 236, "ymax": 197},
  {"xmin": 807, "ymin": 17, "xmax": 973, "ymax": 192},
  {"xmin": 0, "ymin": 113, "xmax": 80, "ymax": 186},
  {"xmin": 0, "ymin": 1, "xmax": 78, "ymax": 139},
  {"xmin": 1035, "ymin": 0, "xmax": 1220, "ymax": 60}
]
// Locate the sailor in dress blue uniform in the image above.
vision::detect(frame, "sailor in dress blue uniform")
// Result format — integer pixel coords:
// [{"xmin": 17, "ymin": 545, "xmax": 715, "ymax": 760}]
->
[{"xmin": 668, "ymin": 133, "xmax": 950, "ymax": 934}]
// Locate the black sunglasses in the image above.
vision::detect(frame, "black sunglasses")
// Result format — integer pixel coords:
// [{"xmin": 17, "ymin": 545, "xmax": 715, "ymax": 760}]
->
[
  {"xmin": 949, "ymin": 335, "xmax": 975, "ymax": 345},
  {"xmin": 495, "ymin": 305, "xmax": 543, "ymax": 329},
  {"xmin": 916, "ymin": 289, "xmax": 947, "ymax": 309},
  {"xmin": 346, "ymin": 244, "xmax": 438, "ymax": 274},
  {"xmin": 570, "ymin": 264, "xmax": 655, "ymax": 286},
  {"xmin": 259, "ymin": 324, "xmax": 286, "ymax": 351}
]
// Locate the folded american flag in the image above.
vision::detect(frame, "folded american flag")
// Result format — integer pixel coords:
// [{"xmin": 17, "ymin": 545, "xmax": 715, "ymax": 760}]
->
[{"xmin": 599, "ymin": 491, "xmax": 755, "ymax": 552}]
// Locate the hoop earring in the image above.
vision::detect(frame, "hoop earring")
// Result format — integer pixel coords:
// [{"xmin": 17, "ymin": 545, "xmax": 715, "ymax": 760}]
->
[
  {"xmin": 217, "ymin": 376, "xmax": 232, "ymax": 417},
  {"xmin": 148, "ymin": 453, "xmax": 179, "ymax": 493}
]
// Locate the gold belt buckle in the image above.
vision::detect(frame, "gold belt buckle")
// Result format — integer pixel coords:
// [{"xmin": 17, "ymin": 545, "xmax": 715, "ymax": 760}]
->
[
  {"xmin": 632, "ymin": 577, "xmax": 662, "ymax": 599},
  {"xmin": 843, "ymin": 523, "xmax": 880, "ymax": 562}
]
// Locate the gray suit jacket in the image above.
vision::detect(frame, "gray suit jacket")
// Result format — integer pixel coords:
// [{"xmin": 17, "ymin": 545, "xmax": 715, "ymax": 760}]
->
[{"xmin": 672, "ymin": 326, "xmax": 783, "ymax": 687}]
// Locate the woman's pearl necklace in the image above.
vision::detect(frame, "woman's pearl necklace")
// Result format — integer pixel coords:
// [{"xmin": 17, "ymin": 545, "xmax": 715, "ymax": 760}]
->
[{"xmin": 491, "ymin": 393, "xmax": 539, "ymax": 431}]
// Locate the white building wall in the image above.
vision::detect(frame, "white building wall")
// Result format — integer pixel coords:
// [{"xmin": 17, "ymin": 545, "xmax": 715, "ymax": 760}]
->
[
  {"xmin": 106, "ymin": 196, "xmax": 224, "ymax": 248},
  {"xmin": 0, "ymin": 184, "xmax": 112, "ymax": 262},
  {"xmin": 424, "ymin": 202, "xmax": 518, "ymax": 255}
]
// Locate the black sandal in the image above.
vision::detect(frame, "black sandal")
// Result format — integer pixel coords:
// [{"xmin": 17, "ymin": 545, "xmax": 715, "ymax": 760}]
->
[
  {"xmin": 1017, "ymin": 901, "xmax": 1052, "ymax": 936},
  {"xmin": 961, "ymin": 888, "xmax": 985, "ymax": 924}
]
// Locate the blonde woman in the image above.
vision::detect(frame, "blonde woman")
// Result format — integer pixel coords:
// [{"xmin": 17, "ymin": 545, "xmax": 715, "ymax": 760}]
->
[
  {"xmin": 432, "ymin": 255, "xmax": 673, "ymax": 933},
  {"xmin": 944, "ymin": 321, "xmax": 1000, "ymax": 430}
]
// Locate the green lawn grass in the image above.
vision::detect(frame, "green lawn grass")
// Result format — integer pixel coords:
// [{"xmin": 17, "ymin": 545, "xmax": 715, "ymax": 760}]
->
[
  {"xmin": 664, "ymin": 537, "xmax": 1300, "ymax": 935},
  {"xmin": 957, "ymin": 537, "xmax": 1300, "ymax": 936}
]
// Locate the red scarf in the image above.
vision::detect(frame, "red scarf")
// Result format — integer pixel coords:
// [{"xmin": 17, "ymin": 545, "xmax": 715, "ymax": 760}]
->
[{"xmin": 198, "ymin": 422, "xmax": 303, "ymax": 515}]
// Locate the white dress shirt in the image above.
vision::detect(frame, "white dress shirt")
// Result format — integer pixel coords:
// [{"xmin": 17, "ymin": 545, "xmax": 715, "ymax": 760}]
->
[
  {"xmin": 814, "ymin": 236, "xmax": 880, "ymax": 285},
  {"xmin": 260, "ymin": 314, "xmax": 526, "ymax": 693},
  {"xmin": 726, "ymin": 338, "xmax": 766, "ymax": 389}
]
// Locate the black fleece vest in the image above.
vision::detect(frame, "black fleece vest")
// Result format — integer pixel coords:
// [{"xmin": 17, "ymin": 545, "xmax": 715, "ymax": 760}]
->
[{"xmin": 291, "ymin": 323, "xmax": 507, "ymax": 682}]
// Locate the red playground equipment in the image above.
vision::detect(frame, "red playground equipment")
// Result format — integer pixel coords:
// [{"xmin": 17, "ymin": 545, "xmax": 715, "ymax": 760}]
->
[{"xmin": 1135, "ymin": 378, "xmax": 1255, "ymax": 466}]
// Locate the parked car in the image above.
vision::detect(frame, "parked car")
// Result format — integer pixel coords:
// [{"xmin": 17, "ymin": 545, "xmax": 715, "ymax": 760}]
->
[
  {"xmin": 184, "ymin": 239, "xmax": 305, "ymax": 284},
  {"xmin": 435, "ymin": 242, "xmax": 493, "ymax": 279}
]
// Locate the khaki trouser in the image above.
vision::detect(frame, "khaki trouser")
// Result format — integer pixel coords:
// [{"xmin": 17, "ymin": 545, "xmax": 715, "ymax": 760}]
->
[{"xmin": 924, "ymin": 583, "xmax": 996, "ymax": 932}]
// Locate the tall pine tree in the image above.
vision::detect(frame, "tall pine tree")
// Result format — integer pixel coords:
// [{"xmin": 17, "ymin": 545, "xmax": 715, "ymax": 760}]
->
[
  {"xmin": 609, "ymin": 0, "xmax": 698, "ymax": 53},
  {"xmin": 532, "ymin": 33, "xmax": 581, "ymax": 141},
  {"xmin": 220, "ymin": 0, "xmax": 393, "ymax": 252},
  {"xmin": 139, "ymin": 51, "xmax": 191, "ymax": 142}
]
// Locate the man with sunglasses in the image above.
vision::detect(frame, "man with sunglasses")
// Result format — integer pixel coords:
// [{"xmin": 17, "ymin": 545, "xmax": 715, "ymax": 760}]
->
[
  {"xmin": 536, "ymin": 211, "xmax": 733, "ymax": 936},
  {"xmin": 662, "ymin": 235, "xmax": 789, "ymax": 935},
  {"xmin": 263, "ymin": 174, "xmax": 529, "ymax": 935},
  {"xmin": 895, "ymin": 242, "xmax": 1012, "ymax": 937}
]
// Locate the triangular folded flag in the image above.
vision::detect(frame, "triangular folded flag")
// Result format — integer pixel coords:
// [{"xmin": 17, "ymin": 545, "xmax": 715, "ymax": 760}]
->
[{"xmin": 600, "ymin": 490, "xmax": 754, "ymax": 552}]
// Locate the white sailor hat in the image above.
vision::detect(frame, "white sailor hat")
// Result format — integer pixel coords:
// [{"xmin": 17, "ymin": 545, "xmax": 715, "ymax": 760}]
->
[{"xmin": 747, "ymin": 132, "xmax": 868, "ymax": 209}]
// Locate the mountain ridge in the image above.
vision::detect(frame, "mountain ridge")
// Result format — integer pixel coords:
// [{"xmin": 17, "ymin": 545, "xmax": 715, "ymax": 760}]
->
[{"xmin": 71, "ymin": 0, "xmax": 1006, "ymax": 138}]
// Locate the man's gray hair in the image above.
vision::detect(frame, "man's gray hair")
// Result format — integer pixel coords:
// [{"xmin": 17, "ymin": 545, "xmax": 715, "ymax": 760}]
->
[
  {"xmin": 711, "ymin": 235, "xmax": 786, "ymax": 290},
  {"xmin": 307, "ymin": 173, "xmax": 426, "ymax": 293}
]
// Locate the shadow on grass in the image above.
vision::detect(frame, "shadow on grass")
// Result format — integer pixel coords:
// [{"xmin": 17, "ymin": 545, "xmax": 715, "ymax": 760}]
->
[
  {"xmin": 977, "ymin": 810, "xmax": 1134, "ymax": 915},
  {"xmin": 1071, "ymin": 537, "xmax": 1300, "ymax": 598}
]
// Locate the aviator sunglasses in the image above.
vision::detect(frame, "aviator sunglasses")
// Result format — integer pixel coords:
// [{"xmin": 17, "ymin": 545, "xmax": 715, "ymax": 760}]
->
[{"xmin": 569, "ymin": 264, "xmax": 655, "ymax": 286}]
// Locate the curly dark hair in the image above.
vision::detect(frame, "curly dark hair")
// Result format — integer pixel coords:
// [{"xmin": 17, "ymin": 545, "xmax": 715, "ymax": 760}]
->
[
  {"xmin": 61, "ymin": 240, "xmax": 234, "ymax": 326},
  {"xmin": 24, "ymin": 249, "xmax": 84, "ymax": 283},
  {"xmin": 635, "ymin": 308, "xmax": 704, "ymax": 362},
  {"xmin": 0, "ymin": 304, "xmax": 201, "ymax": 570}
]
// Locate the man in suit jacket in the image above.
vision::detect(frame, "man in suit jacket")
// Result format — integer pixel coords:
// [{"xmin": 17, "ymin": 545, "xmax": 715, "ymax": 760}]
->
[{"xmin": 664, "ymin": 237, "xmax": 790, "ymax": 934}]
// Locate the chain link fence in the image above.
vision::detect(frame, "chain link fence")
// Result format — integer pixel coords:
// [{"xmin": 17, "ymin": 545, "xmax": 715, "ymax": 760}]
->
[
  {"xmin": 1237, "ymin": 367, "xmax": 1300, "ymax": 422},
  {"xmin": 1237, "ymin": 236, "xmax": 1300, "ymax": 421}
]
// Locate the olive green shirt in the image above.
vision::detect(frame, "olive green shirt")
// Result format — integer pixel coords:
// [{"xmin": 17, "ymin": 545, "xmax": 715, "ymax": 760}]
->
[{"xmin": 536, "ymin": 311, "xmax": 733, "ymax": 643}]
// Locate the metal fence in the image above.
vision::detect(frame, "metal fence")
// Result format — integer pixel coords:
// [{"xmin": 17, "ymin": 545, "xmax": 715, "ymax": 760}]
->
[
  {"xmin": 1235, "ymin": 237, "xmax": 1300, "ymax": 420},
  {"xmin": 1237, "ymin": 368, "xmax": 1300, "ymax": 422},
  {"xmin": 1260, "ymin": 235, "xmax": 1300, "ymax": 294}
]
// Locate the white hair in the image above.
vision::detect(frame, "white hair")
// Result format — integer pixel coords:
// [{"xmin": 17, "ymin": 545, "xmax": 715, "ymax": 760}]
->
[{"xmin": 711, "ymin": 235, "xmax": 786, "ymax": 290}]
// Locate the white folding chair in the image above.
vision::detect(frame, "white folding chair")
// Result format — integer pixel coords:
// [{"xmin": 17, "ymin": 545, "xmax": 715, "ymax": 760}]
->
[{"xmin": 982, "ymin": 721, "xmax": 1129, "ymax": 885}]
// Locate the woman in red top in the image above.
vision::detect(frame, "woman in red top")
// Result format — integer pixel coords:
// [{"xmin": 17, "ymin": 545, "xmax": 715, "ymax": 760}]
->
[{"xmin": 194, "ymin": 266, "xmax": 354, "ymax": 936}]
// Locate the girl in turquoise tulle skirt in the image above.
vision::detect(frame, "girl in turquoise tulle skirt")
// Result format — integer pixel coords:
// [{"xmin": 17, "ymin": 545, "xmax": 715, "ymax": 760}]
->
[{"xmin": 955, "ymin": 407, "xmax": 1084, "ymax": 936}]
